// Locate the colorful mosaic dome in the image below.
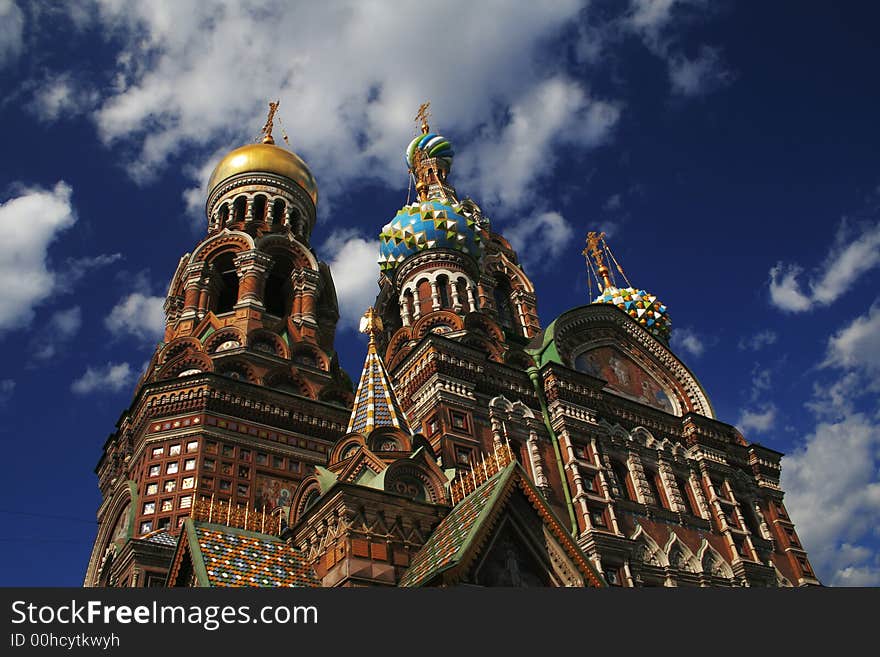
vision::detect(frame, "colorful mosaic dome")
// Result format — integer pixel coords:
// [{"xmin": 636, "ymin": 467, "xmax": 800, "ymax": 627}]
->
[
  {"xmin": 405, "ymin": 132, "xmax": 454, "ymax": 170},
  {"xmin": 593, "ymin": 287, "xmax": 671, "ymax": 341},
  {"xmin": 378, "ymin": 200, "xmax": 482, "ymax": 272}
]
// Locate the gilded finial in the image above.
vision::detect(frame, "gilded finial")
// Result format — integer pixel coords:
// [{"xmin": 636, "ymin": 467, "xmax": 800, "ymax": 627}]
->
[
  {"xmin": 359, "ymin": 307, "xmax": 383, "ymax": 344},
  {"xmin": 415, "ymin": 101, "xmax": 431, "ymax": 135},
  {"xmin": 259, "ymin": 100, "xmax": 280, "ymax": 144},
  {"xmin": 583, "ymin": 231, "xmax": 614, "ymax": 291}
]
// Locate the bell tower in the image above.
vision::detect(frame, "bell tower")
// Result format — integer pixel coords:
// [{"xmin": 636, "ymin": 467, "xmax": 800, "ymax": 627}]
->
[{"xmin": 84, "ymin": 103, "xmax": 353, "ymax": 587}]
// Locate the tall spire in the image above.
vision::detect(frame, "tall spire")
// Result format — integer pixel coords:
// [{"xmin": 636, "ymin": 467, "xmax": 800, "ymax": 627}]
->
[
  {"xmin": 583, "ymin": 231, "xmax": 614, "ymax": 291},
  {"xmin": 347, "ymin": 308, "xmax": 412, "ymax": 435},
  {"xmin": 406, "ymin": 102, "xmax": 455, "ymax": 202}
]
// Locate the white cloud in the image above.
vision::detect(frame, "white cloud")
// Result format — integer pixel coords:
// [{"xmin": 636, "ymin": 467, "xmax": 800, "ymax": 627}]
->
[
  {"xmin": 321, "ymin": 230, "xmax": 379, "ymax": 331},
  {"xmin": 105, "ymin": 292, "xmax": 166, "ymax": 342},
  {"xmin": 0, "ymin": 181, "xmax": 76, "ymax": 332},
  {"xmin": 44, "ymin": 1, "xmax": 627, "ymax": 219},
  {"xmin": 738, "ymin": 329, "xmax": 777, "ymax": 351},
  {"xmin": 668, "ymin": 46, "xmax": 731, "ymax": 97},
  {"xmin": 71, "ymin": 362, "xmax": 136, "ymax": 395},
  {"xmin": 32, "ymin": 305, "xmax": 82, "ymax": 361},
  {"xmin": 504, "ymin": 211, "xmax": 575, "ymax": 270},
  {"xmin": 0, "ymin": 0, "xmax": 24, "ymax": 67},
  {"xmin": 0, "ymin": 378, "xmax": 14, "ymax": 406},
  {"xmin": 56, "ymin": 252, "xmax": 122, "ymax": 292},
  {"xmin": 769, "ymin": 221, "xmax": 880, "ymax": 312},
  {"xmin": 822, "ymin": 302, "xmax": 880, "ymax": 376},
  {"xmin": 29, "ymin": 73, "xmax": 100, "ymax": 122},
  {"xmin": 782, "ymin": 411, "xmax": 880, "ymax": 586},
  {"xmin": 736, "ymin": 404, "xmax": 776, "ymax": 434},
  {"xmin": 670, "ymin": 327, "xmax": 705, "ymax": 357},
  {"xmin": 603, "ymin": 193, "xmax": 622, "ymax": 211}
]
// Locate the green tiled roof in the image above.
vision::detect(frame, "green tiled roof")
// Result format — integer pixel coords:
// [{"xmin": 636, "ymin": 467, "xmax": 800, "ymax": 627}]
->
[
  {"xmin": 399, "ymin": 464, "xmax": 514, "ymax": 587},
  {"xmin": 185, "ymin": 520, "xmax": 319, "ymax": 587}
]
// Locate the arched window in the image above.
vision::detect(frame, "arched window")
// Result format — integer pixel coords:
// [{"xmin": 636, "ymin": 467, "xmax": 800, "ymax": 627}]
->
[
  {"xmin": 232, "ymin": 196, "xmax": 247, "ymax": 223},
  {"xmin": 217, "ymin": 203, "xmax": 230, "ymax": 228},
  {"xmin": 404, "ymin": 289, "xmax": 415, "ymax": 321},
  {"xmin": 645, "ymin": 468, "xmax": 668, "ymax": 509},
  {"xmin": 437, "ymin": 274, "xmax": 451, "ymax": 309},
  {"xmin": 251, "ymin": 195, "xmax": 267, "ymax": 224},
  {"xmin": 611, "ymin": 460, "xmax": 635, "ymax": 501},
  {"xmin": 455, "ymin": 278, "xmax": 469, "ymax": 311},
  {"xmin": 271, "ymin": 199, "xmax": 286, "ymax": 227},
  {"xmin": 212, "ymin": 253, "xmax": 239, "ymax": 314},
  {"xmin": 416, "ymin": 278, "xmax": 432, "ymax": 316},
  {"xmin": 676, "ymin": 475, "xmax": 697, "ymax": 515},
  {"xmin": 264, "ymin": 253, "xmax": 293, "ymax": 317},
  {"xmin": 494, "ymin": 277, "xmax": 515, "ymax": 329}
]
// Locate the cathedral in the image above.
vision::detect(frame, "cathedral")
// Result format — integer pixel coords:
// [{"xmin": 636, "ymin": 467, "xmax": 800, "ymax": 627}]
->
[{"xmin": 83, "ymin": 103, "xmax": 818, "ymax": 588}]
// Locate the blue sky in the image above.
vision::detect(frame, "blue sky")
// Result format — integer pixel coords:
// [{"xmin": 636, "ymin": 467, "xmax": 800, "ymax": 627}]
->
[{"xmin": 0, "ymin": 1, "xmax": 878, "ymax": 586}]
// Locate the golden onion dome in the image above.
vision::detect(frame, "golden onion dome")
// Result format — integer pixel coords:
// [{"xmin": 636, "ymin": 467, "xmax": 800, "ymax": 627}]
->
[{"xmin": 206, "ymin": 140, "xmax": 318, "ymax": 206}]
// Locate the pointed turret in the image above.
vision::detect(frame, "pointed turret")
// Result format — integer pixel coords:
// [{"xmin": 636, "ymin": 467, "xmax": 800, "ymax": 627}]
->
[{"xmin": 346, "ymin": 307, "xmax": 412, "ymax": 435}]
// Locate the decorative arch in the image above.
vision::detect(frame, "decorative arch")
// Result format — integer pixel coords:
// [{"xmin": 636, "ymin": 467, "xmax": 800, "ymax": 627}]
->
[
  {"xmin": 262, "ymin": 367, "xmax": 314, "ymax": 398},
  {"xmin": 204, "ymin": 327, "xmax": 245, "ymax": 354},
  {"xmin": 698, "ymin": 541, "xmax": 734, "ymax": 579},
  {"xmin": 329, "ymin": 435, "xmax": 366, "ymax": 465},
  {"xmin": 367, "ymin": 427, "xmax": 412, "ymax": 454},
  {"xmin": 157, "ymin": 351, "xmax": 213, "ymax": 380},
  {"xmin": 159, "ymin": 337, "xmax": 202, "ymax": 364},
  {"xmin": 189, "ymin": 229, "xmax": 254, "ymax": 265},
  {"xmin": 630, "ymin": 525, "xmax": 668, "ymax": 568},
  {"xmin": 461, "ymin": 334, "xmax": 504, "ymax": 362},
  {"xmin": 411, "ymin": 309, "xmax": 464, "ymax": 340},
  {"xmin": 463, "ymin": 312, "xmax": 505, "ymax": 344},
  {"xmin": 257, "ymin": 233, "xmax": 319, "ymax": 272},
  {"xmin": 290, "ymin": 344, "xmax": 328, "ymax": 371},
  {"xmin": 246, "ymin": 328, "xmax": 288, "ymax": 359},
  {"xmin": 665, "ymin": 534, "xmax": 699, "ymax": 573},
  {"xmin": 290, "ymin": 476, "xmax": 322, "ymax": 525},
  {"xmin": 84, "ymin": 480, "xmax": 136, "ymax": 587},
  {"xmin": 318, "ymin": 386, "xmax": 353, "ymax": 409},
  {"xmin": 384, "ymin": 327, "xmax": 413, "ymax": 363},
  {"xmin": 213, "ymin": 357, "xmax": 258, "ymax": 383},
  {"xmin": 383, "ymin": 459, "xmax": 446, "ymax": 504}
]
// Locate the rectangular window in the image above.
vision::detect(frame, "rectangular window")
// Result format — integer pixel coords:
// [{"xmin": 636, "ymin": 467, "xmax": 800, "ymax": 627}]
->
[
  {"xmin": 220, "ymin": 461, "xmax": 233, "ymax": 475},
  {"xmin": 604, "ymin": 566, "xmax": 622, "ymax": 586},
  {"xmin": 590, "ymin": 508, "xmax": 607, "ymax": 528},
  {"xmin": 272, "ymin": 455, "xmax": 284, "ymax": 469},
  {"xmin": 182, "ymin": 477, "xmax": 195, "ymax": 490},
  {"xmin": 201, "ymin": 477, "xmax": 214, "ymax": 490},
  {"xmin": 203, "ymin": 458, "xmax": 215, "ymax": 471},
  {"xmin": 157, "ymin": 517, "xmax": 171, "ymax": 530},
  {"xmin": 169, "ymin": 444, "xmax": 181, "ymax": 456},
  {"xmin": 184, "ymin": 458, "xmax": 196, "ymax": 471},
  {"xmin": 450, "ymin": 411, "xmax": 468, "ymax": 431},
  {"xmin": 151, "ymin": 447, "xmax": 164, "ymax": 458},
  {"xmin": 148, "ymin": 465, "xmax": 160, "ymax": 477},
  {"xmin": 160, "ymin": 499, "xmax": 173, "ymax": 512},
  {"xmin": 240, "ymin": 449, "xmax": 251, "ymax": 462},
  {"xmin": 177, "ymin": 516, "xmax": 187, "ymax": 527},
  {"xmin": 238, "ymin": 466, "xmax": 250, "ymax": 479},
  {"xmin": 256, "ymin": 452, "xmax": 268, "ymax": 465},
  {"xmin": 237, "ymin": 483, "xmax": 249, "ymax": 497},
  {"xmin": 179, "ymin": 496, "xmax": 192, "ymax": 509},
  {"xmin": 222, "ymin": 444, "xmax": 234, "ymax": 457},
  {"xmin": 425, "ymin": 416, "xmax": 439, "ymax": 435},
  {"xmin": 205, "ymin": 441, "xmax": 218, "ymax": 454},
  {"xmin": 455, "ymin": 447, "xmax": 471, "ymax": 465},
  {"xmin": 166, "ymin": 462, "xmax": 179, "ymax": 474},
  {"xmin": 143, "ymin": 502, "xmax": 155, "ymax": 515},
  {"xmin": 186, "ymin": 440, "xmax": 199, "ymax": 453},
  {"xmin": 219, "ymin": 480, "xmax": 232, "ymax": 492},
  {"xmin": 584, "ymin": 476, "xmax": 596, "ymax": 493},
  {"xmin": 288, "ymin": 460, "xmax": 300, "ymax": 473},
  {"xmin": 140, "ymin": 521, "xmax": 152, "ymax": 534},
  {"xmin": 145, "ymin": 483, "xmax": 158, "ymax": 496},
  {"xmin": 163, "ymin": 480, "xmax": 176, "ymax": 493}
]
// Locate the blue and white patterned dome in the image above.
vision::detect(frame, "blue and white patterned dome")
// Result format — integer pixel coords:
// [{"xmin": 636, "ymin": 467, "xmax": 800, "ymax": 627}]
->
[{"xmin": 378, "ymin": 200, "xmax": 482, "ymax": 272}]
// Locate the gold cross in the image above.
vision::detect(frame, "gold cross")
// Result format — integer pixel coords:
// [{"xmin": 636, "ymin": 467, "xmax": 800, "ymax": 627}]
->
[
  {"xmin": 260, "ymin": 100, "xmax": 280, "ymax": 144},
  {"xmin": 415, "ymin": 101, "xmax": 431, "ymax": 135}
]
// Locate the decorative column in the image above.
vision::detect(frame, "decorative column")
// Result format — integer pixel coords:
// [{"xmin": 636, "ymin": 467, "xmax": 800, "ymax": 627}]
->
[
  {"xmin": 466, "ymin": 283, "xmax": 478, "ymax": 312},
  {"xmin": 299, "ymin": 269, "xmax": 320, "ymax": 324},
  {"xmin": 451, "ymin": 282, "xmax": 462, "ymax": 313},
  {"xmin": 658, "ymin": 459, "xmax": 687, "ymax": 514},
  {"xmin": 689, "ymin": 470, "xmax": 711, "ymax": 519},
  {"xmin": 429, "ymin": 279, "xmax": 440, "ymax": 311},
  {"xmin": 627, "ymin": 453, "xmax": 651, "ymax": 505},
  {"xmin": 399, "ymin": 294, "xmax": 412, "ymax": 327},
  {"xmin": 181, "ymin": 262, "xmax": 209, "ymax": 319},
  {"xmin": 234, "ymin": 250, "xmax": 274, "ymax": 308},
  {"xmin": 526, "ymin": 428, "xmax": 550, "ymax": 495}
]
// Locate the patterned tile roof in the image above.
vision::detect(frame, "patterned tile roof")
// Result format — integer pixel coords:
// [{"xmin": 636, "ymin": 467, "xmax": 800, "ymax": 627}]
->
[
  {"xmin": 347, "ymin": 339, "xmax": 410, "ymax": 436},
  {"xmin": 400, "ymin": 462, "xmax": 605, "ymax": 588},
  {"xmin": 399, "ymin": 464, "xmax": 511, "ymax": 587},
  {"xmin": 144, "ymin": 530, "xmax": 177, "ymax": 546},
  {"xmin": 186, "ymin": 521, "xmax": 319, "ymax": 587}
]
